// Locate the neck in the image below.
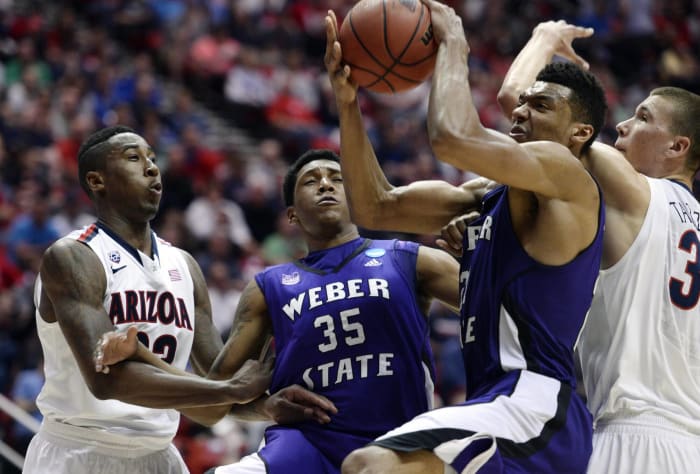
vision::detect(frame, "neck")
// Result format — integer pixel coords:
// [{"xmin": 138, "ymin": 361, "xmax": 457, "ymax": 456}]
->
[
  {"xmin": 97, "ymin": 215, "xmax": 153, "ymax": 255},
  {"xmin": 304, "ymin": 227, "xmax": 361, "ymax": 253}
]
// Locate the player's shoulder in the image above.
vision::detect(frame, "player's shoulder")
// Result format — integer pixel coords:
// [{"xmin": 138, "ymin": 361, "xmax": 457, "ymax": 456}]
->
[{"xmin": 40, "ymin": 235, "xmax": 103, "ymax": 282}]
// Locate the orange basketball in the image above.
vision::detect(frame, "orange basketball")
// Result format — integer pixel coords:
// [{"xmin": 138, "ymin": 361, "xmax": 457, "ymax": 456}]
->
[{"xmin": 339, "ymin": 0, "xmax": 437, "ymax": 94}]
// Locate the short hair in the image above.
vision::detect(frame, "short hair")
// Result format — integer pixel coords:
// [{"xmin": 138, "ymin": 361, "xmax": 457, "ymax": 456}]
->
[
  {"xmin": 77, "ymin": 125, "xmax": 135, "ymax": 197},
  {"xmin": 282, "ymin": 149, "xmax": 341, "ymax": 207},
  {"xmin": 650, "ymin": 87, "xmax": 700, "ymax": 173},
  {"xmin": 536, "ymin": 62, "xmax": 607, "ymax": 153}
]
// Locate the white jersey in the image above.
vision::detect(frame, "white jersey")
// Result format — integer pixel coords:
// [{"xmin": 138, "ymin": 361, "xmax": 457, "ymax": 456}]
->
[
  {"xmin": 34, "ymin": 223, "xmax": 196, "ymax": 451},
  {"xmin": 577, "ymin": 177, "xmax": 700, "ymax": 433}
]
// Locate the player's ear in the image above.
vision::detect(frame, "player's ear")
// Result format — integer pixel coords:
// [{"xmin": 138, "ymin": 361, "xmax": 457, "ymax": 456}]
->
[
  {"xmin": 669, "ymin": 135, "xmax": 690, "ymax": 156},
  {"xmin": 287, "ymin": 206, "xmax": 298, "ymax": 225},
  {"xmin": 85, "ymin": 171, "xmax": 105, "ymax": 194},
  {"xmin": 571, "ymin": 123, "xmax": 594, "ymax": 146}
]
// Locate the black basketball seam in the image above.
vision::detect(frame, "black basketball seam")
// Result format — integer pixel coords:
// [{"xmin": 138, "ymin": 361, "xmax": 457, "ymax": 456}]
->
[
  {"xmin": 348, "ymin": 7, "xmax": 391, "ymax": 71},
  {"xmin": 366, "ymin": 1, "xmax": 428, "ymax": 91},
  {"xmin": 348, "ymin": 0, "xmax": 433, "ymax": 93}
]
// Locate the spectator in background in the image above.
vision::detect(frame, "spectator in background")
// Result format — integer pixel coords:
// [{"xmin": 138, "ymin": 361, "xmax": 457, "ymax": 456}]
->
[
  {"xmin": 6, "ymin": 180, "xmax": 60, "ymax": 271},
  {"xmin": 49, "ymin": 187, "xmax": 96, "ymax": 238},
  {"xmin": 206, "ymin": 260, "xmax": 244, "ymax": 338},
  {"xmin": 10, "ymin": 355, "xmax": 44, "ymax": 453},
  {"xmin": 184, "ymin": 182, "xmax": 255, "ymax": 254},
  {"xmin": 260, "ymin": 210, "xmax": 307, "ymax": 265}
]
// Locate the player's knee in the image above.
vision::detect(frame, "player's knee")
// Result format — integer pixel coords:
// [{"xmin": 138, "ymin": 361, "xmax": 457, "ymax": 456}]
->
[{"xmin": 342, "ymin": 446, "xmax": 391, "ymax": 474}]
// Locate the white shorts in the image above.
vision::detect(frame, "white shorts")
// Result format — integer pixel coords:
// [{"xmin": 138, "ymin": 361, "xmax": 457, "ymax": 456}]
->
[
  {"xmin": 210, "ymin": 452, "xmax": 266, "ymax": 474},
  {"xmin": 587, "ymin": 415, "xmax": 700, "ymax": 474},
  {"xmin": 23, "ymin": 427, "xmax": 189, "ymax": 474}
]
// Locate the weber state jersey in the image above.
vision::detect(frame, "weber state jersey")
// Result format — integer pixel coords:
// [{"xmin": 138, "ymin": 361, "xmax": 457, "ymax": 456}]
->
[
  {"xmin": 255, "ymin": 237, "xmax": 435, "ymax": 470},
  {"xmin": 578, "ymin": 178, "xmax": 700, "ymax": 433},
  {"xmin": 460, "ymin": 185, "xmax": 604, "ymax": 395},
  {"xmin": 34, "ymin": 222, "xmax": 195, "ymax": 450}
]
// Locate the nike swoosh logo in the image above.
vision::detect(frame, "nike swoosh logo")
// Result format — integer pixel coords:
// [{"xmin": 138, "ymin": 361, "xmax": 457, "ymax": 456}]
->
[{"xmin": 111, "ymin": 265, "xmax": 127, "ymax": 274}]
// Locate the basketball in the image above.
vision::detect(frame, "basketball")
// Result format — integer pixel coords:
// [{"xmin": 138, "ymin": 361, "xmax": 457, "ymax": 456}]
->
[{"xmin": 339, "ymin": 0, "xmax": 437, "ymax": 94}]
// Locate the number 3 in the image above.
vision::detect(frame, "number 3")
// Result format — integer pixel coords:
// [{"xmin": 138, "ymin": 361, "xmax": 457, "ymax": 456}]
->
[
  {"xmin": 670, "ymin": 230, "xmax": 700, "ymax": 310},
  {"xmin": 314, "ymin": 308, "xmax": 366, "ymax": 353}
]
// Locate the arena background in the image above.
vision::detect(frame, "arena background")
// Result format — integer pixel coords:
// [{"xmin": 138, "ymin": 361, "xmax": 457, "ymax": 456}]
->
[{"xmin": 0, "ymin": 0, "xmax": 698, "ymax": 472}]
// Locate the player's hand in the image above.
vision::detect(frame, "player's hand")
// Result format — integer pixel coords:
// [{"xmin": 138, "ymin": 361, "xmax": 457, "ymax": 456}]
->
[
  {"xmin": 420, "ymin": 0, "xmax": 466, "ymax": 47},
  {"xmin": 436, "ymin": 211, "xmax": 480, "ymax": 257},
  {"xmin": 227, "ymin": 357, "xmax": 274, "ymax": 404},
  {"xmin": 324, "ymin": 10, "xmax": 358, "ymax": 106},
  {"xmin": 264, "ymin": 385, "xmax": 338, "ymax": 425},
  {"xmin": 94, "ymin": 325, "xmax": 139, "ymax": 374},
  {"xmin": 532, "ymin": 20, "xmax": 593, "ymax": 70}
]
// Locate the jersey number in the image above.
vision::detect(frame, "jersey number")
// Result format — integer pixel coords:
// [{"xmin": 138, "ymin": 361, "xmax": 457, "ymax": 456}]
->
[
  {"xmin": 314, "ymin": 308, "xmax": 366, "ymax": 352},
  {"xmin": 670, "ymin": 230, "xmax": 700, "ymax": 310},
  {"xmin": 137, "ymin": 332, "xmax": 178, "ymax": 364}
]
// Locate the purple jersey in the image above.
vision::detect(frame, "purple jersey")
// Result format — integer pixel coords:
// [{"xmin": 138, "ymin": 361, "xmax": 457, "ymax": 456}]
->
[
  {"xmin": 459, "ymin": 184, "xmax": 603, "ymax": 395},
  {"xmin": 372, "ymin": 184, "xmax": 604, "ymax": 473},
  {"xmin": 255, "ymin": 238, "xmax": 435, "ymax": 471}
]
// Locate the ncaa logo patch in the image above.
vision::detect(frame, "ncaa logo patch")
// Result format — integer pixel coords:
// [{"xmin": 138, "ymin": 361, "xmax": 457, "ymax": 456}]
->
[
  {"xmin": 108, "ymin": 251, "xmax": 121, "ymax": 264},
  {"xmin": 364, "ymin": 248, "xmax": 386, "ymax": 258},
  {"xmin": 281, "ymin": 272, "xmax": 300, "ymax": 285}
]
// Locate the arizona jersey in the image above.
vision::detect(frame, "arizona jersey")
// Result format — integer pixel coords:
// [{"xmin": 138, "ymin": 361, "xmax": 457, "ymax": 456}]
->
[
  {"xmin": 34, "ymin": 222, "xmax": 195, "ymax": 450},
  {"xmin": 578, "ymin": 178, "xmax": 700, "ymax": 432},
  {"xmin": 459, "ymin": 185, "xmax": 604, "ymax": 396},
  {"xmin": 255, "ymin": 238, "xmax": 435, "ymax": 468}
]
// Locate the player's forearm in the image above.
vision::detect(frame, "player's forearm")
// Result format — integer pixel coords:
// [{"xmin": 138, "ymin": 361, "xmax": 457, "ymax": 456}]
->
[
  {"xmin": 428, "ymin": 36, "xmax": 485, "ymax": 168},
  {"xmin": 91, "ymin": 362, "xmax": 251, "ymax": 409},
  {"xmin": 337, "ymin": 99, "xmax": 395, "ymax": 229},
  {"xmin": 228, "ymin": 395, "xmax": 271, "ymax": 421},
  {"xmin": 497, "ymin": 30, "xmax": 557, "ymax": 116},
  {"xmin": 180, "ymin": 405, "xmax": 232, "ymax": 426}
]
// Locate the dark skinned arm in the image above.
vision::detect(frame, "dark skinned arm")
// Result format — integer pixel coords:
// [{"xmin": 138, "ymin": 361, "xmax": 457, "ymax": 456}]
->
[{"xmin": 41, "ymin": 238, "xmax": 268, "ymax": 410}]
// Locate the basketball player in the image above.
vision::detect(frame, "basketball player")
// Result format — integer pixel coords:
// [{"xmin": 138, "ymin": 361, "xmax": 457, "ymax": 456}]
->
[
  {"xmin": 24, "ymin": 126, "xmax": 328, "ymax": 474},
  {"xmin": 493, "ymin": 21, "xmax": 700, "ymax": 474},
  {"xmin": 325, "ymin": 0, "xmax": 606, "ymax": 472},
  {"xmin": 96, "ymin": 148, "xmax": 462, "ymax": 474}
]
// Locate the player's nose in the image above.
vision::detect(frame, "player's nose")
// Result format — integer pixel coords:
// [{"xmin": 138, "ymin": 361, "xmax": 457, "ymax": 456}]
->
[
  {"xmin": 145, "ymin": 157, "xmax": 159, "ymax": 176},
  {"xmin": 319, "ymin": 175, "xmax": 334, "ymax": 191}
]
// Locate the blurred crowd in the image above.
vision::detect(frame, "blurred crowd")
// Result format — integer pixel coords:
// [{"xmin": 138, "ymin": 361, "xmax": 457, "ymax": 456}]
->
[{"xmin": 0, "ymin": 0, "xmax": 698, "ymax": 473}]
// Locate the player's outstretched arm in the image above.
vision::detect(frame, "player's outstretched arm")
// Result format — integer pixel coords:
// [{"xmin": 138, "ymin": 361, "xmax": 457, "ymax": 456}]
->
[
  {"xmin": 227, "ymin": 385, "xmax": 338, "ymax": 424},
  {"xmin": 423, "ymin": 0, "xmax": 593, "ymax": 203},
  {"xmin": 41, "ymin": 239, "xmax": 269, "ymax": 410},
  {"xmin": 324, "ymin": 10, "xmax": 479, "ymax": 235},
  {"xmin": 497, "ymin": 21, "xmax": 593, "ymax": 117}
]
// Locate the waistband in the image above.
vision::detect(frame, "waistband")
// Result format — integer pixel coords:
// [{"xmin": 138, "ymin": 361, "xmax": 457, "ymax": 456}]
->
[
  {"xmin": 40, "ymin": 418, "xmax": 172, "ymax": 457},
  {"xmin": 595, "ymin": 412, "xmax": 700, "ymax": 438}
]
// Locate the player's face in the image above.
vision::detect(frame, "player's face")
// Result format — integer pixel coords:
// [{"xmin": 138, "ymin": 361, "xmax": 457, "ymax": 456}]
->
[
  {"xmin": 102, "ymin": 132, "xmax": 162, "ymax": 220},
  {"xmin": 291, "ymin": 159, "xmax": 352, "ymax": 237},
  {"xmin": 509, "ymin": 82, "xmax": 577, "ymax": 147},
  {"xmin": 615, "ymin": 95, "xmax": 677, "ymax": 177}
]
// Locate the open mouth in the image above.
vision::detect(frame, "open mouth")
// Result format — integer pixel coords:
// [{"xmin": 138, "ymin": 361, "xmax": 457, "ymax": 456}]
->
[{"xmin": 509, "ymin": 125, "xmax": 527, "ymax": 140}]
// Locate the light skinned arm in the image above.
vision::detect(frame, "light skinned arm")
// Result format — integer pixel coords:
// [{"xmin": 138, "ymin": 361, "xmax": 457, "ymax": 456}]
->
[
  {"xmin": 497, "ymin": 21, "xmax": 593, "ymax": 117},
  {"xmin": 324, "ymin": 10, "xmax": 480, "ymax": 235},
  {"xmin": 40, "ymin": 239, "xmax": 269, "ymax": 410},
  {"xmin": 492, "ymin": 17, "xmax": 650, "ymax": 268},
  {"xmin": 584, "ymin": 142, "xmax": 650, "ymax": 267},
  {"xmin": 423, "ymin": 0, "xmax": 594, "ymax": 203}
]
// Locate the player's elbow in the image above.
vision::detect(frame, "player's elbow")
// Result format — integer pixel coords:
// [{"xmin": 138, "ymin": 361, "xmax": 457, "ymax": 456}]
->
[
  {"xmin": 346, "ymin": 195, "xmax": 392, "ymax": 231},
  {"xmin": 496, "ymin": 87, "xmax": 517, "ymax": 116},
  {"xmin": 86, "ymin": 373, "xmax": 118, "ymax": 400}
]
